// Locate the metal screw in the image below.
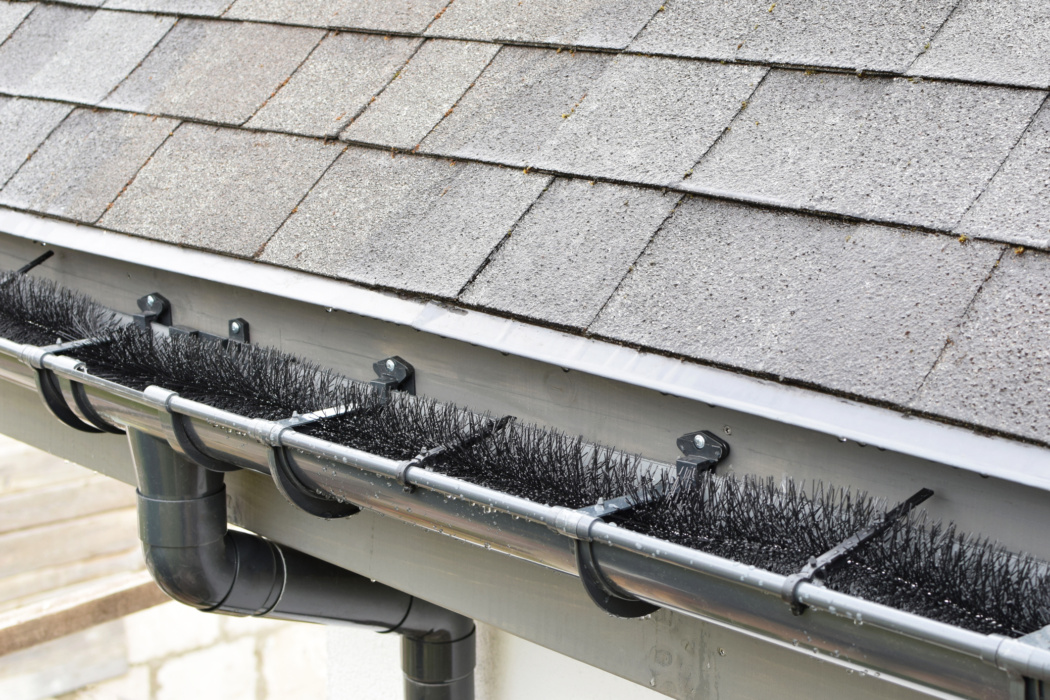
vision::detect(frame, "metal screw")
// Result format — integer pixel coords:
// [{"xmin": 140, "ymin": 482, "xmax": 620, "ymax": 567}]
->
[
  {"xmin": 718, "ymin": 648, "xmax": 726, "ymax": 657},
  {"xmin": 230, "ymin": 321, "xmax": 241, "ymax": 333},
  {"xmin": 385, "ymin": 359, "xmax": 396, "ymax": 372},
  {"xmin": 146, "ymin": 295, "xmax": 156, "ymax": 306},
  {"xmin": 693, "ymin": 433, "xmax": 706, "ymax": 450},
  {"xmin": 723, "ymin": 425, "xmax": 732, "ymax": 436}
]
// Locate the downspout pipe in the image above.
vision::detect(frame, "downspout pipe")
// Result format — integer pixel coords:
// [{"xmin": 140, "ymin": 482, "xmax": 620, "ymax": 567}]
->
[{"xmin": 128, "ymin": 428, "xmax": 475, "ymax": 700}]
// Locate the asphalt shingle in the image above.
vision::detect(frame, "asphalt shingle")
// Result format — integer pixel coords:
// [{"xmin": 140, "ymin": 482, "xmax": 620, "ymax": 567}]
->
[
  {"xmin": 537, "ymin": 55, "xmax": 765, "ymax": 186},
  {"xmin": 462, "ymin": 179, "xmax": 679, "ymax": 328},
  {"xmin": 261, "ymin": 148, "xmax": 550, "ymax": 298},
  {"xmin": 0, "ymin": 109, "xmax": 176, "ymax": 223},
  {"xmin": 2, "ymin": 8, "xmax": 174, "ymax": 104},
  {"xmin": 632, "ymin": 0, "xmax": 955, "ymax": 73},
  {"xmin": 343, "ymin": 39, "xmax": 500, "ymax": 150},
  {"xmin": 421, "ymin": 47, "xmax": 612, "ymax": 166},
  {"xmin": 0, "ymin": 2, "xmax": 35, "ymax": 44},
  {"xmin": 225, "ymin": 0, "xmax": 450, "ymax": 34},
  {"xmin": 426, "ymin": 0, "xmax": 664, "ymax": 50},
  {"xmin": 908, "ymin": 0, "xmax": 1050, "ymax": 88},
  {"xmin": 103, "ymin": 20, "xmax": 322, "ymax": 124},
  {"xmin": 686, "ymin": 71, "xmax": 1046, "ymax": 230},
  {"xmin": 103, "ymin": 0, "xmax": 234, "ymax": 16},
  {"xmin": 0, "ymin": 97, "xmax": 73, "ymax": 186},
  {"xmin": 247, "ymin": 32, "xmax": 419, "ymax": 139},
  {"xmin": 0, "ymin": 5, "xmax": 92, "ymax": 96},
  {"xmin": 912, "ymin": 250, "xmax": 1050, "ymax": 442},
  {"xmin": 590, "ymin": 197, "xmax": 1003, "ymax": 404},
  {"xmin": 99, "ymin": 124, "xmax": 340, "ymax": 255},
  {"xmin": 957, "ymin": 101, "xmax": 1050, "ymax": 250}
]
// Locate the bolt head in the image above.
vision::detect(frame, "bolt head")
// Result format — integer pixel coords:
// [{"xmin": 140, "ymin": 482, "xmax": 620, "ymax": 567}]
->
[
  {"xmin": 230, "ymin": 321, "xmax": 241, "ymax": 333},
  {"xmin": 385, "ymin": 359, "xmax": 396, "ymax": 372},
  {"xmin": 146, "ymin": 295, "xmax": 156, "ymax": 306},
  {"xmin": 693, "ymin": 433, "xmax": 706, "ymax": 450}
]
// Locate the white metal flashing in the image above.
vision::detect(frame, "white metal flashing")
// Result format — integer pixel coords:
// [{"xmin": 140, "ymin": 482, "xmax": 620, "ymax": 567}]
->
[{"xmin": 1, "ymin": 207, "xmax": 1048, "ymax": 487}]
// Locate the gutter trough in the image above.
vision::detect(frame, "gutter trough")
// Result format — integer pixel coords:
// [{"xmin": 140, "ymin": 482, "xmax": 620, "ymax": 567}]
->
[{"xmin": 0, "ymin": 329, "xmax": 1047, "ymax": 700}]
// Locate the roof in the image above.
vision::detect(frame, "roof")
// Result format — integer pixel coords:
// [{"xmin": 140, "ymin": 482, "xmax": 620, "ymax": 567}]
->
[{"xmin": 0, "ymin": 0, "xmax": 1047, "ymax": 447}]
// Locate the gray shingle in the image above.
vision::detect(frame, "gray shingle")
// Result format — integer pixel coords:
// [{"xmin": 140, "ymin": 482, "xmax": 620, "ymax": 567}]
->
[
  {"xmin": 537, "ymin": 55, "xmax": 765, "ymax": 186},
  {"xmin": 912, "ymin": 250, "xmax": 1050, "ymax": 442},
  {"xmin": 261, "ymin": 149, "xmax": 550, "ymax": 298},
  {"xmin": 632, "ymin": 0, "xmax": 955, "ymax": 73},
  {"xmin": 225, "ymin": 0, "xmax": 450, "ymax": 34},
  {"xmin": 103, "ymin": 20, "xmax": 322, "ymax": 124},
  {"xmin": 0, "ymin": 97, "xmax": 73, "ymax": 186},
  {"xmin": 0, "ymin": 109, "xmax": 176, "ymax": 223},
  {"xmin": 6, "ymin": 9, "xmax": 174, "ymax": 104},
  {"xmin": 908, "ymin": 0, "xmax": 1050, "ymax": 88},
  {"xmin": 102, "ymin": 0, "xmax": 234, "ymax": 16},
  {"xmin": 0, "ymin": 2, "xmax": 35, "ymax": 44},
  {"xmin": 591, "ymin": 197, "xmax": 1002, "ymax": 404},
  {"xmin": 686, "ymin": 71, "xmax": 1045, "ymax": 230},
  {"xmin": 99, "ymin": 124, "xmax": 340, "ymax": 255},
  {"xmin": 462, "ymin": 179, "xmax": 679, "ymax": 328},
  {"xmin": 0, "ymin": 5, "xmax": 92, "ymax": 96},
  {"xmin": 247, "ymin": 32, "xmax": 419, "ymax": 138},
  {"xmin": 421, "ymin": 47, "xmax": 612, "ymax": 167},
  {"xmin": 957, "ymin": 101, "xmax": 1050, "ymax": 250},
  {"xmin": 342, "ymin": 39, "xmax": 500, "ymax": 149},
  {"xmin": 426, "ymin": 0, "xmax": 664, "ymax": 50}
]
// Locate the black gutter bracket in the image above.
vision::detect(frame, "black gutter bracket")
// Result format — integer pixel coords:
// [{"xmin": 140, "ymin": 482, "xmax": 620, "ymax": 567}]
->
[
  {"xmin": 372, "ymin": 356, "xmax": 415, "ymax": 399},
  {"xmin": 781, "ymin": 487, "xmax": 934, "ymax": 615}
]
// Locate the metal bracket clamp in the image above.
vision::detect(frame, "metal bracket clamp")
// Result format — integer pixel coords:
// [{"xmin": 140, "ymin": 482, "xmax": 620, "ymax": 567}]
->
[
  {"xmin": 143, "ymin": 386, "xmax": 237, "ymax": 473},
  {"xmin": 396, "ymin": 416, "xmax": 515, "ymax": 495},
  {"xmin": 19, "ymin": 343, "xmax": 110, "ymax": 434},
  {"xmin": 134, "ymin": 293, "xmax": 172, "ymax": 329},
  {"xmin": 781, "ymin": 487, "xmax": 934, "ymax": 615},
  {"xmin": 675, "ymin": 430, "xmax": 730, "ymax": 474},
  {"xmin": 371, "ymin": 356, "xmax": 415, "ymax": 399},
  {"xmin": 560, "ymin": 497, "xmax": 661, "ymax": 619},
  {"xmin": 262, "ymin": 411, "xmax": 359, "ymax": 519}
]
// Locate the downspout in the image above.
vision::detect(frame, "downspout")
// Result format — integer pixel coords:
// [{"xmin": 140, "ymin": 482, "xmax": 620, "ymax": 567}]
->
[{"xmin": 128, "ymin": 428, "xmax": 475, "ymax": 700}]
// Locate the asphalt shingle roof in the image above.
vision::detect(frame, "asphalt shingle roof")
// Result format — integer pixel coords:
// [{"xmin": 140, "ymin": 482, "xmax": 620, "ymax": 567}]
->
[{"xmin": 0, "ymin": 0, "xmax": 1047, "ymax": 446}]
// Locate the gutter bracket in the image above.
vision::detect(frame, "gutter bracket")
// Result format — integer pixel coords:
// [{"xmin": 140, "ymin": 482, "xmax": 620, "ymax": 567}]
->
[
  {"xmin": 781, "ymin": 487, "xmax": 934, "ymax": 615},
  {"xmin": 134, "ymin": 293, "xmax": 171, "ymax": 329},
  {"xmin": 572, "ymin": 496, "xmax": 660, "ymax": 619},
  {"xmin": 266, "ymin": 443, "xmax": 360, "ymax": 519},
  {"xmin": 20, "ymin": 343, "xmax": 110, "ymax": 434},
  {"xmin": 371, "ymin": 356, "xmax": 415, "ymax": 399},
  {"xmin": 675, "ymin": 430, "xmax": 730, "ymax": 475},
  {"xmin": 143, "ymin": 386, "xmax": 238, "ymax": 472},
  {"xmin": 262, "ymin": 412, "xmax": 359, "ymax": 519}
]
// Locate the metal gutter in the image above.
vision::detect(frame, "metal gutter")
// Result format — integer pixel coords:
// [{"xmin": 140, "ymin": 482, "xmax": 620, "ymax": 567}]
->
[
  {"xmin": 0, "ymin": 334, "xmax": 1047, "ymax": 700},
  {"xmin": 1, "ymin": 208, "xmax": 1047, "ymax": 489}
]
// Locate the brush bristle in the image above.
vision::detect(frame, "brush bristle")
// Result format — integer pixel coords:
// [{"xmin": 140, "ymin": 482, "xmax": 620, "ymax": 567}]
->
[
  {"xmin": 625, "ymin": 472, "xmax": 1050, "ymax": 636},
  {"xmin": 3, "ymin": 269, "xmax": 1049, "ymax": 637},
  {"xmin": 0, "ymin": 274, "xmax": 119, "ymax": 345}
]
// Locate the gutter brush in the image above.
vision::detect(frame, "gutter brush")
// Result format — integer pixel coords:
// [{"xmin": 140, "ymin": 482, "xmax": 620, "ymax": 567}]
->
[{"xmin": 0, "ymin": 262, "xmax": 1048, "ymax": 699}]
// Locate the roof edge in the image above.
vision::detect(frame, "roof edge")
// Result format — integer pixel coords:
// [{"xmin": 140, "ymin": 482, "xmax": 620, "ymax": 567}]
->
[{"xmin": 1, "ymin": 208, "xmax": 1047, "ymax": 484}]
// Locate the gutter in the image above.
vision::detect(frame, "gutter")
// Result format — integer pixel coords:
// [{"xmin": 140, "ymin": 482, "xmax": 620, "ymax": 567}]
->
[
  {"xmin": 1, "ymin": 208, "xmax": 1047, "ymax": 490},
  {"xmin": 0, "ymin": 329, "xmax": 1047, "ymax": 700}
]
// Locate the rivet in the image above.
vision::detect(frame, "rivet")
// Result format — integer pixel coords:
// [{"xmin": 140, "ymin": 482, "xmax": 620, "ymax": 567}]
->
[
  {"xmin": 146, "ymin": 295, "xmax": 156, "ymax": 306},
  {"xmin": 230, "ymin": 321, "xmax": 241, "ymax": 333},
  {"xmin": 693, "ymin": 433, "xmax": 706, "ymax": 450},
  {"xmin": 718, "ymin": 648, "xmax": 726, "ymax": 657},
  {"xmin": 385, "ymin": 359, "xmax": 396, "ymax": 372}
]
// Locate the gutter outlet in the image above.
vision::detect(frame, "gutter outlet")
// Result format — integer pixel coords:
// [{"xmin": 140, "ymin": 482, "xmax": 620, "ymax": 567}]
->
[{"xmin": 128, "ymin": 428, "xmax": 475, "ymax": 699}]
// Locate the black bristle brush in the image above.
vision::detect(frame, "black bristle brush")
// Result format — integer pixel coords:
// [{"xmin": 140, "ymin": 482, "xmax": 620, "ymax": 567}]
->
[
  {"xmin": 0, "ymin": 273, "xmax": 120, "ymax": 346},
  {"xmin": 3, "ymin": 269, "xmax": 1049, "ymax": 637}
]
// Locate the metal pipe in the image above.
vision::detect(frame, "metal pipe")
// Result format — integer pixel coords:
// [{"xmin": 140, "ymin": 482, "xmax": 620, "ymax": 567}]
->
[{"xmin": 127, "ymin": 428, "xmax": 475, "ymax": 699}]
